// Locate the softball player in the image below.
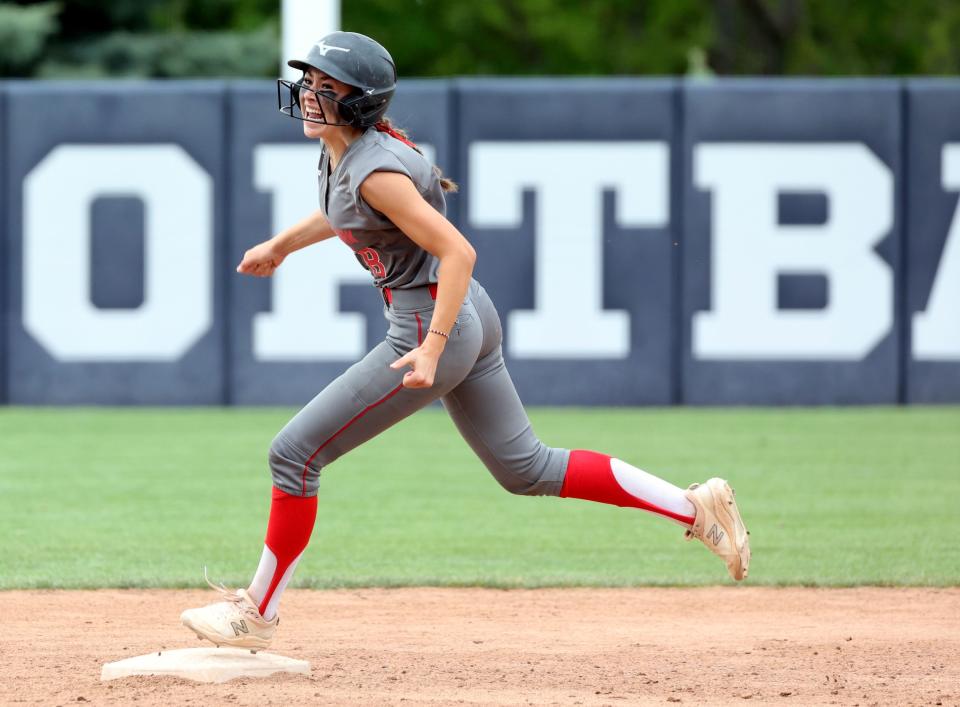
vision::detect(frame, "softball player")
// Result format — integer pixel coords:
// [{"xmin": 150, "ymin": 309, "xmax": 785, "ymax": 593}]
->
[{"xmin": 181, "ymin": 31, "xmax": 750, "ymax": 651}]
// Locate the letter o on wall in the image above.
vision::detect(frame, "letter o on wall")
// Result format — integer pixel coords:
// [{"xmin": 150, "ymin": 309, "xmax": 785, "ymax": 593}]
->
[{"xmin": 23, "ymin": 144, "xmax": 213, "ymax": 361}]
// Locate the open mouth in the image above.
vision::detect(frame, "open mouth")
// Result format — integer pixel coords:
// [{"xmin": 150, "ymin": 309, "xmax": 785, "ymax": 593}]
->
[{"xmin": 304, "ymin": 109, "xmax": 323, "ymax": 121}]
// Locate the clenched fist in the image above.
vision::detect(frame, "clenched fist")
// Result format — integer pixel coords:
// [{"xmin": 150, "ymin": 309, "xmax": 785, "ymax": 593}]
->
[{"xmin": 237, "ymin": 240, "xmax": 286, "ymax": 277}]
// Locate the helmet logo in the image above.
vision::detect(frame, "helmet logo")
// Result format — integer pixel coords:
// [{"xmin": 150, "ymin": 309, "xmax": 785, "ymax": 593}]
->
[{"xmin": 314, "ymin": 40, "xmax": 350, "ymax": 56}]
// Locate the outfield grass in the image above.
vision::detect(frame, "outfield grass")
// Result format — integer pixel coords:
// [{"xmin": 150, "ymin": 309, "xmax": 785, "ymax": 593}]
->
[{"xmin": 0, "ymin": 406, "xmax": 958, "ymax": 589}]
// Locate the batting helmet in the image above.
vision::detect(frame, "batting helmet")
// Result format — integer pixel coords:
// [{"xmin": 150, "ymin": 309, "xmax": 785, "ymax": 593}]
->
[{"xmin": 278, "ymin": 31, "xmax": 397, "ymax": 128}]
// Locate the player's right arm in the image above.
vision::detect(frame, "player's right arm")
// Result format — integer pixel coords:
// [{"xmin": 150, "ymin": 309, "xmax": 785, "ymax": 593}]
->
[{"xmin": 237, "ymin": 208, "xmax": 336, "ymax": 277}]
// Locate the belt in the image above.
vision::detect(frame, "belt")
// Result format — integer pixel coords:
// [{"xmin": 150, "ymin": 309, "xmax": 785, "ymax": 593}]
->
[{"xmin": 381, "ymin": 283, "xmax": 438, "ymax": 309}]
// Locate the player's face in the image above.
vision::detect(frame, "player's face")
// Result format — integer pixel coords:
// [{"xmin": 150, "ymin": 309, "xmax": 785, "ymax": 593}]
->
[{"xmin": 299, "ymin": 69, "xmax": 355, "ymax": 139}]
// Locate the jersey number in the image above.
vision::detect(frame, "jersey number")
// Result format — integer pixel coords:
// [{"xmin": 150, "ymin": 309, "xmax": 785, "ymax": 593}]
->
[{"xmin": 358, "ymin": 247, "xmax": 386, "ymax": 278}]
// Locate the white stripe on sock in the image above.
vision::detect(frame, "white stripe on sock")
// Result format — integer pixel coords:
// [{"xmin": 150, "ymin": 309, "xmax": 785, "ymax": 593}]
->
[
  {"xmin": 262, "ymin": 551, "xmax": 304, "ymax": 621},
  {"xmin": 610, "ymin": 458, "xmax": 696, "ymax": 527},
  {"xmin": 247, "ymin": 545, "xmax": 277, "ymax": 608}
]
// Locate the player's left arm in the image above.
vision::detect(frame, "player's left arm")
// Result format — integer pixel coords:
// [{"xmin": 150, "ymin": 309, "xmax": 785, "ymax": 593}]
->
[{"xmin": 360, "ymin": 171, "xmax": 476, "ymax": 388}]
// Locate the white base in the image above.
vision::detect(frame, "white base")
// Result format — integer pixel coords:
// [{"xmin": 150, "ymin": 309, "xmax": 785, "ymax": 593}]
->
[{"xmin": 101, "ymin": 647, "xmax": 310, "ymax": 683}]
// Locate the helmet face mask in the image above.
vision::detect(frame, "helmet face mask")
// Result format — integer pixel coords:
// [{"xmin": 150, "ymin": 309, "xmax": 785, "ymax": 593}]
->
[
  {"xmin": 278, "ymin": 31, "xmax": 397, "ymax": 129},
  {"xmin": 277, "ymin": 78, "xmax": 358, "ymax": 127}
]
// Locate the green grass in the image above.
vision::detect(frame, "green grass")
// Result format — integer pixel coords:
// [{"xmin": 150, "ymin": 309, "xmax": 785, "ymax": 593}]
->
[{"xmin": 0, "ymin": 406, "xmax": 958, "ymax": 589}]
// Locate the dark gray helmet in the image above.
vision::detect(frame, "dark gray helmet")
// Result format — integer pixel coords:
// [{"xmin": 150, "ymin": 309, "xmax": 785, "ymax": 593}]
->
[{"xmin": 281, "ymin": 31, "xmax": 396, "ymax": 128}]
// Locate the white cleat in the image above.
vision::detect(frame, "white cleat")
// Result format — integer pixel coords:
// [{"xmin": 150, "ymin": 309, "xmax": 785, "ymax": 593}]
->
[
  {"xmin": 684, "ymin": 478, "xmax": 751, "ymax": 581},
  {"xmin": 181, "ymin": 573, "xmax": 278, "ymax": 651}
]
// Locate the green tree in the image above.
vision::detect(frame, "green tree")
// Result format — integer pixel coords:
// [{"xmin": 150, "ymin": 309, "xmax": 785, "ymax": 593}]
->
[
  {"xmin": 4, "ymin": 0, "xmax": 960, "ymax": 79},
  {"xmin": 0, "ymin": 2, "xmax": 59, "ymax": 76},
  {"xmin": 344, "ymin": 0, "xmax": 960, "ymax": 77},
  {"xmin": 703, "ymin": 0, "xmax": 960, "ymax": 76},
  {"xmin": 1, "ymin": 0, "xmax": 279, "ymax": 78},
  {"xmin": 344, "ymin": 0, "xmax": 711, "ymax": 76}
]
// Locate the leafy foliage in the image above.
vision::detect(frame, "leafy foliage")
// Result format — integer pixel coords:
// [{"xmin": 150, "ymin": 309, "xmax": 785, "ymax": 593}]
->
[
  {"xmin": 2, "ymin": 0, "xmax": 960, "ymax": 78},
  {"xmin": 0, "ymin": 0, "xmax": 279, "ymax": 77},
  {"xmin": 39, "ymin": 26, "xmax": 279, "ymax": 78},
  {"xmin": 343, "ymin": 0, "xmax": 711, "ymax": 77},
  {"xmin": 707, "ymin": 0, "xmax": 960, "ymax": 76},
  {"xmin": 0, "ymin": 2, "xmax": 59, "ymax": 75}
]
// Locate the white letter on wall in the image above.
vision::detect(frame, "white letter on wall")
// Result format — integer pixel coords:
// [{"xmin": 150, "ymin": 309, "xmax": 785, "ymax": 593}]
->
[
  {"xmin": 469, "ymin": 141, "xmax": 668, "ymax": 359},
  {"xmin": 913, "ymin": 143, "xmax": 960, "ymax": 360},
  {"xmin": 23, "ymin": 144, "xmax": 212, "ymax": 361},
  {"xmin": 253, "ymin": 144, "xmax": 366, "ymax": 361},
  {"xmin": 693, "ymin": 143, "xmax": 893, "ymax": 360}
]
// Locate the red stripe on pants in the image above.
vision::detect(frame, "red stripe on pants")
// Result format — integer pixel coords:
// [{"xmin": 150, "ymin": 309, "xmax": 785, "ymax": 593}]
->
[{"xmin": 299, "ymin": 384, "xmax": 405, "ymax": 496}]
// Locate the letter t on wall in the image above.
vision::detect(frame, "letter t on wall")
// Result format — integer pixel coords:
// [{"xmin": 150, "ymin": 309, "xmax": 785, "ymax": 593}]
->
[{"xmin": 469, "ymin": 142, "xmax": 668, "ymax": 359}]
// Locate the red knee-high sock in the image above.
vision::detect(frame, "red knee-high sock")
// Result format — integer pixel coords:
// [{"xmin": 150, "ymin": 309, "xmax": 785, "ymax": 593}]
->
[
  {"xmin": 253, "ymin": 487, "xmax": 317, "ymax": 618},
  {"xmin": 560, "ymin": 450, "xmax": 696, "ymax": 526}
]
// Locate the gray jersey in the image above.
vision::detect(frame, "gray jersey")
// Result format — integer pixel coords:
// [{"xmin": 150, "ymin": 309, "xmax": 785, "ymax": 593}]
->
[{"xmin": 318, "ymin": 128, "xmax": 445, "ymax": 289}]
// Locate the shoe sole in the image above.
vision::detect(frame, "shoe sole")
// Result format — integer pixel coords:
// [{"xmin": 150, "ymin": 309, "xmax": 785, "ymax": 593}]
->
[
  {"xmin": 181, "ymin": 614, "xmax": 273, "ymax": 651},
  {"xmin": 707, "ymin": 479, "xmax": 751, "ymax": 581}
]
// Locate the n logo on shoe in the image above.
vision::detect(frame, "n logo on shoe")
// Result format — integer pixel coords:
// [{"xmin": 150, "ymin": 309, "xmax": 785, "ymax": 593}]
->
[
  {"xmin": 706, "ymin": 523, "xmax": 725, "ymax": 546},
  {"xmin": 231, "ymin": 620, "xmax": 249, "ymax": 637}
]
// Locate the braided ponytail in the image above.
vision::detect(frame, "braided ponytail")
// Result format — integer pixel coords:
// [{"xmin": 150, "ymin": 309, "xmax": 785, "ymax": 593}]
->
[{"xmin": 373, "ymin": 118, "xmax": 459, "ymax": 193}]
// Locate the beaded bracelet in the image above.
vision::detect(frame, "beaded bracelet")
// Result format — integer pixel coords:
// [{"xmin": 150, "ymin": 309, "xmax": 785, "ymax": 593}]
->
[{"xmin": 428, "ymin": 328, "xmax": 449, "ymax": 339}]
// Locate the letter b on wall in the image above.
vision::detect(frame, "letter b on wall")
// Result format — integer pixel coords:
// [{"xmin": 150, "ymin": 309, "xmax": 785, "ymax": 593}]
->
[
  {"xmin": 682, "ymin": 82, "xmax": 902, "ymax": 404},
  {"xmin": 693, "ymin": 143, "xmax": 893, "ymax": 360}
]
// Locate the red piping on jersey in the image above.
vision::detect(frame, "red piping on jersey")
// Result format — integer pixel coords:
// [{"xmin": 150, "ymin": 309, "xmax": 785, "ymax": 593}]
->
[
  {"xmin": 374, "ymin": 121, "xmax": 419, "ymax": 151},
  {"xmin": 382, "ymin": 284, "xmax": 438, "ymax": 305},
  {"xmin": 300, "ymin": 384, "xmax": 405, "ymax": 495},
  {"xmin": 415, "ymin": 312, "xmax": 423, "ymax": 345}
]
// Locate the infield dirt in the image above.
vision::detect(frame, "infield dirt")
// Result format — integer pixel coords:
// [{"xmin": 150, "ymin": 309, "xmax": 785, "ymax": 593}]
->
[{"xmin": 3, "ymin": 587, "xmax": 957, "ymax": 706}]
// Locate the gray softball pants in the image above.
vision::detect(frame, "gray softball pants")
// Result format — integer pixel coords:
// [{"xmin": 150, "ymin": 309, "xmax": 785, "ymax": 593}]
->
[{"xmin": 269, "ymin": 279, "xmax": 570, "ymax": 498}]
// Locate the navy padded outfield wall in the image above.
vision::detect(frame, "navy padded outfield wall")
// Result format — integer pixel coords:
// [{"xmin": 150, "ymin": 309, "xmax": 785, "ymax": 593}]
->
[
  {"xmin": 0, "ymin": 78, "xmax": 958, "ymax": 405},
  {"xmin": 682, "ymin": 80, "xmax": 902, "ymax": 405},
  {"xmin": 906, "ymin": 81, "xmax": 960, "ymax": 403},
  {"xmin": 458, "ymin": 79, "xmax": 677, "ymax": 405},
  {"xmin": 4, "ymin": 82, "xmax": 227, "ymax": 404}
]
